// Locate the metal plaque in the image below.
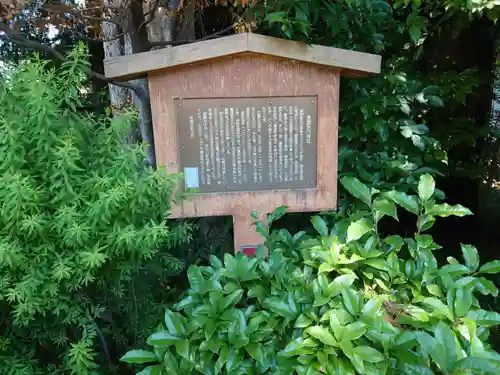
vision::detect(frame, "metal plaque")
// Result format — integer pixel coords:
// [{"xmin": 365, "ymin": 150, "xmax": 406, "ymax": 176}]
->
[{"xmin": 176, "ymin": 96, "xmax": 318, "ymax": 193}]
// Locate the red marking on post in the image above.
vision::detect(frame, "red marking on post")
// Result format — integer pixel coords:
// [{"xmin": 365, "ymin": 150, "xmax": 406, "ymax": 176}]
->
[{"xmin": 241, "ymin": 245, "xmax": 258, "ymax": 257}]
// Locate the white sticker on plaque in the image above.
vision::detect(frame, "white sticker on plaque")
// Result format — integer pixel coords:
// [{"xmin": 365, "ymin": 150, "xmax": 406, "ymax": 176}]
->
[{"xmin": 184, "ymin": 167, "xmax": 200, "ymax": 189}]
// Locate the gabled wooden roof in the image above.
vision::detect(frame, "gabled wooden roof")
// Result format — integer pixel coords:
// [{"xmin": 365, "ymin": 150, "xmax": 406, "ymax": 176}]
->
[{"xmin": 104, "ymin": 32, "xmax": 382, "ymax": 81}]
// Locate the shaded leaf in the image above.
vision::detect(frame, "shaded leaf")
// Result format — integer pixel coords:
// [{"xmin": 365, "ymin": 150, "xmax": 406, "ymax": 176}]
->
[
  {"xmin": 452, "ymin": 357, "xmax": 500, "ymax": 373},
  {"xmin": 373, "ymin": 198, "xmax": 398, "ymax": 221},
  {"xmin": 361, "ymin": 295, "xmax": 387, "ymax": 316},
  {"xmin": 454, "ymin": 287, "xmax": 472, "ymax": 317},
  {"xmin": 187, "ymin": 266, "xmax": 205, "ymax": 293},
  {"xmin": 479, "ymin": 260, "xmax": 500, "ymax": 274},
  {"xmin": 295, "ymin": 314, "xmax": 313, "ymax": 328},
  {"xmin": 384, "ymin": 191, "xmax": 419, "ymax": 214},
  {"xmin": 147, "ymin": 331, "xmax": 182, "ymax": 347},
  {"xmin": 120, "ymin": 350, "xmax": 157, "ymax": 364},
  {"xmin": 347, "ymin": 219, "xmax": 372, "ymax": 242},
  {"xmin": 341, "ymin": 176, "xmax": 371, "ymax": 205},
  {"xmin": 311, "ymin": 216, "xmax": 328, "ymax": 236},
  {"xmin": 461, "ymin": 244, "xmax": 479, "ymax": 272},
  {"xmin": 164, "ymin": 309, "xmax": 185, "ymax": 336},
  {"xmin": 306, "ymin": 326, "xmax": 337, "ymax": 346},
  {"xmin": 421, "ymin": 298, "xmax": 453, "ymax": 321},
  {"xmin": 136, "ymin": 365, "xmax": 164, "ymax": 375},
  {"xmin": 222, "ymin": 289, "xmax": 244, "ymax": 310},
  {"xmin": 418, "ymin": 174, "xmax": 435, "ymax": 202},
  {"xmin": 342, "ymin": 287, "xmax": 360, "ymax": 316},
  {"xmin": 343, "ymin": 322, "xmax": 366, "ymax": 341},
  {"xmin": 353, "ymin": 346, "xmax": 384, "ymax": 363}
]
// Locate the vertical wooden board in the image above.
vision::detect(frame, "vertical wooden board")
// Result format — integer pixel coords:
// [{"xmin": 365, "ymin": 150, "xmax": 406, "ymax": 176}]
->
[
  {"xmin": 148, "ymin": 54, "xmax": 340, "ymax": 218},
  {"xmin": 233, "ymin": 212, "xmax": 267, "ymax": 254}
]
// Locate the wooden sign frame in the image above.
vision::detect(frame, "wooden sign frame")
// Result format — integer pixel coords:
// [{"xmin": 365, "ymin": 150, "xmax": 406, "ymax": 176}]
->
[{"xmin": 104, "ymin": 33, "xmax": 382, "ymax": 252}]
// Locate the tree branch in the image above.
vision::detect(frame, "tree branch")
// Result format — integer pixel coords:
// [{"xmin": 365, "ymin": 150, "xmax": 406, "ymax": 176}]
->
[
  {"xmin": 147, "ymin": 22, "xmax": 237, "ymax": 49},
  {"xmin": 0, "ymin": 23, "xmax": 144, "ymax": 96}
]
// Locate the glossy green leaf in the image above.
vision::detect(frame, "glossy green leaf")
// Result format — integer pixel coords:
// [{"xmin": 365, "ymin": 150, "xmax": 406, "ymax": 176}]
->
[
  {"xmin": 426, "ymin": 203, "xmax": 472, "ymax": 217},
  {"xmin": 384, "ymin": 191, "xmax": 419, "ymax": 214},
  {"xmin": 263, "ymin": 297, "xmax": 296, "ymax": 319},
  {"xmin": 340, "ymin": 176, "xmax": 372, "ymax": 205},
  {"xmin": 222, "ymin": 289, "xmax": 244, "ymax": 310},
  {"xmin": 175, "ymin": 339, "xmax": 189, "ymax": 359},
  {"xmin": 365, "ymin": 258, "xmax": 391, "ymax": 272},
  {"xmin": 440, "ymin": 263, "xmax": 471, "ymax": 278},
  {"xmin": 421, "ymin": 298, "xmax": 453, "ymax": 321},
  {"xmin": 393, "ymin": 331, "xmax": 417, "ymax": 349},
  {"xmin": 311, "ymin": 216, "xmax": 328, "ymax": 236},
  {"xmin": 120, "ymin": 350, "xmax": 158, "ymax": 364},
  {"xmin": 263, "ymin": 11, "xmax": 287, "ymax": 23},
  {"xmin": 347, "ymin": 219, "xmax": 372, "ymax": 242},
  {"xmin": 164, "ymin": 309, "xmax": 185, "ymax": 337},
  {"xmin": 343, "ymin": 322, "xmax": 366, "ymax": 341},
  {"xmin": 461, "ymin": 244, "xmax": 479, "ymax": 272},
  {"xmin": 248, "ymin": 285, "xmax": 266, "ymax": 300},
  {"xmin": 306, "ymin": 325, "xmax": 337, "ymax": 346},
  {"xmin": 209, "ymin": 255, "xmax": 223, "ymax": 269},
  {"xmin": 342, "ymin": 287, "xmax": 360, "ymax": 316},
  {"xmin": 476, "ymin": 278, "xmax": 499, "ymax": 297},
  {"xmin": 163, "ymin": 350, "xmax": 179, "ymax": 375},
  {"xmin": 452, "ymin": 357, "xmax": 500, "ymax": 373},
  {"xmin": 426, "ymin": 284, "xmax": 443, "ymax": 297},
  {"xmin": 147, "ymin": 331, "xmax": 182, "ymax": 347},
  {"xmin": 215, "ymin": 344, "xmax": 229, "ymax": 374},
  {"xmin": 418, "ymin": 174, "xmax": 435, "ymax": 202},
  {"xmin": 454, "ymin": 287, "xmax": 473, "ymax": 317},
  {"xmin": 245, "ymin": 343, "xmax": 264, "ymax": 363},
  {"xmin": 467, "ymin": 309, "xmax": 500, "ymax": 327},
  {"xmin": 353, "ymin": 346, "xmax": 385, "ymax": 363},
  {"xmin": 418, "ymin": 215, "xmax": 436, "ymax": 232},
  {"xmin": 373, "ymin": 198, "xmax": 398, "ymax": 221},
  {"xmin": 362, "ymin": 296, "xmax": 387, "ymax": 316},
  {"xmin": 280, "ymin": 338, "xmax": 306, "ymax": 357},
  {"xmin": 319, "ymin": 263, "xmax": 334, "ymax": 273},
  {"xmin": 136, "ymin": 365, "xmax": 164, "ymax": 375},
  {"xmin": 437, "ymin": 323, "xmax": 460, "ymax": 368},
  {"xmin": 427, "ymin": 95, "xmax": 444, "ymax": 107},
  {"xmin": 400, "ymin": 364, "xmax": 435, "ymax": 375},
  {"xmin": 187, "ymin": 266, "xmax": 205, "ymax": 293},
  {"xmin": 226, "ymin": 348, "xmax": 244, "ymax": 373},
  {"xmin": 295, "ymin": 313, "xmax": 313, "ymax": 328},
  {"xmin": 479, "ymin": 260, "xmax": 500, "ymax": 274}
]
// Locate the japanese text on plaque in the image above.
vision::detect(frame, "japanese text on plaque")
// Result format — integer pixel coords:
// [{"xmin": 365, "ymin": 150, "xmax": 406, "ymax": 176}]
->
[{"xmin": 177, "ymin": 96, "xmax": 317, "ymax": 193}]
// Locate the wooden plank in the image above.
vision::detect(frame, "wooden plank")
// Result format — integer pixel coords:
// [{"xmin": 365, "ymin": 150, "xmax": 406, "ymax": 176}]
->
[
  {"xmin": 105, "ymin": 33, "xmax": 381, "ymax": 81},
  {"xmin": 104, "ymin": 33, "xmax": 248, "ymax": 81},
  {"xmin": 148, "ymin": 54, "xmax": 340, "ymax": 219},
  {"xmin": 247, "ymin": 33, "xmax": 381, "ymax": 77}
]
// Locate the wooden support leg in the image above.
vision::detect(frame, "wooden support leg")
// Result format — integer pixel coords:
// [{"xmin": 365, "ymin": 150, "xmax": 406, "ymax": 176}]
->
[{"xmin": 233, "ymin": 212, "xmax": 266, "ymax": 256}]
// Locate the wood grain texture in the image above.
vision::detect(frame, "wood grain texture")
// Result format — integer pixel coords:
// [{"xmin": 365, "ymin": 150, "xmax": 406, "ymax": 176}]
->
[
  {"xmin": 149, "ymin": 54, "xmax": 340, "ymax": 221},
  {"xmin": 104, "ymin": 33, "xmax": 381, "ymax": 81},
  {"xmin": 233, "ymin": 212, "xmax": 266, "ymax": 252}
]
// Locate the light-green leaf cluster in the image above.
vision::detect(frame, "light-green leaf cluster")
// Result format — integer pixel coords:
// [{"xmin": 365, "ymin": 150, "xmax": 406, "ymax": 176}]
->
[{"xmin": 125, "ymin": 175, "xmax": 500, "ymax": 375}]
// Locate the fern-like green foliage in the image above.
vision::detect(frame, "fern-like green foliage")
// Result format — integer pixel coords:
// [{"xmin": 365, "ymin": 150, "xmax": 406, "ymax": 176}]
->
[{"xmin": 0, "ymin": 46, "xmax": 191, "ymax": 374}]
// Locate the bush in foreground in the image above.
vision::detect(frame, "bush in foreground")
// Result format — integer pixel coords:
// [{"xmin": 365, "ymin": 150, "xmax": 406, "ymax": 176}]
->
[
  {"xmin": 0, "ymin": 47, "xmax": 191, "ymax": 374},
  {"xmin": 123, "ymin": 174, "xmax": 500, "ymax": 375}
]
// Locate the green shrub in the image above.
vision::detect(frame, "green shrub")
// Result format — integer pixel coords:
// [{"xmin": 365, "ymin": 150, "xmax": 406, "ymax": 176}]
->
[
  {"xmin": 122, "ymin": 174, "xmax": 500, "ymax": 375},
  {"xmin": 0, "ymin": 47, "xmax": 191, "ymax": 374}
]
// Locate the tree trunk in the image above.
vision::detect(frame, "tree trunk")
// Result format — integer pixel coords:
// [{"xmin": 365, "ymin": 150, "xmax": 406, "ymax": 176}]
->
[{"xmin": 101, "ymin": 0, "xmax": 129, "ymax": 114}]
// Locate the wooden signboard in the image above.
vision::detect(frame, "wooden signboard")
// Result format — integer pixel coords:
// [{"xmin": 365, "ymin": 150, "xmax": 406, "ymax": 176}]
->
[{"xmin": 104, "ymin": 33, "xmax": 382, "ymax": 254}]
